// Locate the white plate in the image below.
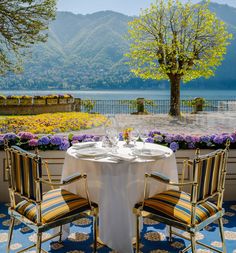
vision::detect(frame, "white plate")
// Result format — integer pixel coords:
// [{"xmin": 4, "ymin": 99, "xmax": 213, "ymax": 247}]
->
[
  {"xmin": 132, "ymin": 148, "xmax": 166, "ymax": 159},
  {"xmin": 76, "ymin": 147, "xmax": 107, "ymax": 158}
]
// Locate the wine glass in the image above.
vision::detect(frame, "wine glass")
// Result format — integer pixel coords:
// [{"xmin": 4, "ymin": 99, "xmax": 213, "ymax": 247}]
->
[
  {"xmin": 106, "ymin": 128, "xmax": 119, "ymax": 152},
  {"xmin": 131, "ymin": 129, "xmax": 140, "ymax": 146},
  {"xmin": 140, "ymin": 130, "xmax": 149, "ymax": 149}
]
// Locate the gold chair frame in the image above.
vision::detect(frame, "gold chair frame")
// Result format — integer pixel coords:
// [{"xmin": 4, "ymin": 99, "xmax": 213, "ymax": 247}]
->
[
  {"xmin": 5, "ymin": 144, "xmax": 98, "ymax": 253},
  {"xmin": 134, "ymin": 140, "xmax": 230, "ymax": 253}
]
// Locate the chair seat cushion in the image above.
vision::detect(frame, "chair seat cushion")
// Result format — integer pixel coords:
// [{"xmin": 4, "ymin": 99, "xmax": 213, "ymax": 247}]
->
[
  {"xmin": 135, "ymin": 190, "xmax": 219, "ymax": 225},
  {"xmin": 15, "ymin": 188, "xmax": 97, "ymax": 224}
]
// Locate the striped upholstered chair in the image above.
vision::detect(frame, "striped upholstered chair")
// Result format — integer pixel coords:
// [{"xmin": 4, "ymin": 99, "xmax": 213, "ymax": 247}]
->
[
  {"xmin": 134, "ymin": 140, "xmax": 230, "ymax": 253},
  {"xmin": 5, "ymin": 145, "xmax": 98, "ymax": 253}
]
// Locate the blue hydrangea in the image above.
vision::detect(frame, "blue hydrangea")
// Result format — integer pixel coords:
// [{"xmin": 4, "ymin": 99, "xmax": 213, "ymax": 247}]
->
[
  {"xmin": 170, "ymin": 142, "xmax": 179, "ymax": 152},
  {"xmin": 146, "ymin": 137, "xmax": 154, "ymax": 143},
  {"xmin": 184, "ymin": 135, "xmax": 193, "ymax": 143},
  {"xmin": 200, "ymin": 136, "xmax": 210, "ymax": 143},
  {"xmin": 38, "ymin": 136, "xmax": 50, "ymax": 145},
  {"xmin": 3, "ymin": 133, "xmax": 17, "ymax": 140},
  {"xmin": 59, "ymin": 139, "xmax": 70, "ymax": 151},
  {"xmin": 50, "ymin": 136, "xmax": 63, "ymax": 146}
]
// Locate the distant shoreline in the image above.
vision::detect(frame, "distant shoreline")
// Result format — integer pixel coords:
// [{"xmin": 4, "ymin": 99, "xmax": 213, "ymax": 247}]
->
[{"xmin": 1, "ymin": 88, "xmax": 236, "ymax": 91}]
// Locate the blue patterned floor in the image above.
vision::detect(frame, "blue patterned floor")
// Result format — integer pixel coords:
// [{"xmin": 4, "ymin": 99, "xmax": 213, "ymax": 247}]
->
[{"xmin": 0, "ymin": 202, "xmax": 236, "ymax": 253}]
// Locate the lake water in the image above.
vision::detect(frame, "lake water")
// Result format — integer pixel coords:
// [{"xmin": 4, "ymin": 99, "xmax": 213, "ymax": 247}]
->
[{"xmin": 0, "ymin": 89, "xmax": 236, "ymax": 100}]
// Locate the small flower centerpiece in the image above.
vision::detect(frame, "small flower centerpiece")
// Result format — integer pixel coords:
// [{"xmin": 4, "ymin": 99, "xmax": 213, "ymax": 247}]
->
[{"xmin": 122, "ymin": 128, "xmax": 133, "ymax": 146}]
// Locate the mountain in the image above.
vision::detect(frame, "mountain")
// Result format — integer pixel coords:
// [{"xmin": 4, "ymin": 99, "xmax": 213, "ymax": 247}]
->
[{"xmin": 0, "ymin": 3, "xmax": 236, "ymax": 90}]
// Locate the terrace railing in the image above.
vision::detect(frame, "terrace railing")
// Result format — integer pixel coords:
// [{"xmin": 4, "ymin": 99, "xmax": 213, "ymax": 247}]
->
[{"xmin": 80, "ymin": 99, "xmax": 236, "ymax": 114}]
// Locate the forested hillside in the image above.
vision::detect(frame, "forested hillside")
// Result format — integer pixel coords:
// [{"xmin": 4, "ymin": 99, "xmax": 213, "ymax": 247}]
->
[{"xmin": 0, "ymin": 3, "xmax": 236, "ymax": 90}]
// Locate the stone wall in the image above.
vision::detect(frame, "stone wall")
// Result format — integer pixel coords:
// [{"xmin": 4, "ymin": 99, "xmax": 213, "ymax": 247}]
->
[{"xmin": 0, "ymin": 97, "xmax": 80, "ymax": 115}]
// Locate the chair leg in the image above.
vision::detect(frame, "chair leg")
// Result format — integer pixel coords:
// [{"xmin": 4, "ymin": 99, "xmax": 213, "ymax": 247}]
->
[
  {"xmin": 93, "ymin": 214, "xmax": 98, "ymax": 253},
  {"xmin": 36, "ymin": 233, "xmax": 42, "ymax": 253},
  {"xmin": 7, "ymin": 217, "xmax": 15, "ymax": 253},
  {"xmin": 169, "ymin": 225, "xmax": 173, "ymax": 242},
  {"xmin": 136, "ymin": 214, "xmax": 140, "ymax": 253},
  {"xmin": 190, "ymin": 233, "xmax": 196, "ymax": 253},
  {"xmin": 58, "ymin": 225, "xmax": 63, "ymax": 243},
  {"xmin": 218, "ymin": 217, "xmax": 226, "ymax": 253}
]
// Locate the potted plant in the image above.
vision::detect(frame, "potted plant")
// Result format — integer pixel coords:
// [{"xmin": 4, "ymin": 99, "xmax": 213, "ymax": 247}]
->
[
  {"xmin": 20, "ymin": 95, "xmax": 33, "ymax": 105},
  {"xmin": 65, "ymin": 94, "xmax": 74, "ymax": 104},
  {"xmin": 81, "ymin": 99, "xmax": 96, "ymax": 113},
  {"xmin": 183, "ymin": 97, "xmax": 206, "ymax": 113},
  {"xmin": 46, "ymin": 95, "xmax": 58, "ymax": 105},
  {"xmin": 122, "ymin": 98, "xmax": 157, "ymax": 114},
  {"xmin": 33, "ymin": 95, "xmax": 46, "ymax": 105},
  {"xmin": 58, "ymin": 94, "xmax": 67, "ymax": 104},
  {"xmin": 6, "ymin": 95, "xmax": 19, "ymax": 105},
  {"xmin": 0, "ymin": 95, "xmax": 6, "ymax": 105}
]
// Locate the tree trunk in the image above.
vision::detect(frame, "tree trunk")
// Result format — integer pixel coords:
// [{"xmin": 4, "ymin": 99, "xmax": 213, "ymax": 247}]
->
[{"xmin": 169, "ymin": 76, "xmax": 181, "ymax": 116}]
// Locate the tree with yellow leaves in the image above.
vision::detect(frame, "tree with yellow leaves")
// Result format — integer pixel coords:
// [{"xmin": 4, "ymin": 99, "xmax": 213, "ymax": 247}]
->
[{"xmin": 126, "ymin": 0, "xmax": 232, "ymax": 116}]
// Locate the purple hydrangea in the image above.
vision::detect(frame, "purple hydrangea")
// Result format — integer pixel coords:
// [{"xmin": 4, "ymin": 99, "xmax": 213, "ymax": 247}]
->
[
  {"xmin": 50, "ymin": 136, "xmax": 63, "ymax": 146},
  {"xmin": 210, "ymin": 134, "xmax": 217, "ymax": 141},
  {"xmin": 149, "ymin": 130, "xmax": 161, "ymax": 137},
  {"xmin": 174, "ymin": 134, "xmax": 184, "ymax": 142},
  {"xmin": 165, "ymin": 134, "xmax": 174, "ymax": 143},
  {"xmin": 184, "ymin": 135, "xmax": 193, "ymax": 143},
  {"xmin": 188, "ymin": 142, "xmax": 195, "ymax": 149},
  {"xmin": 213, "ymin": 135, "xmax": 224, "ymax": 145},
  {"xmin": 200, "ymin": 136, "xmax": 211, "ymax": 143},
  {"xmin": 191, "ymin": 136, "xmax": 200, "ymax": 143},
  {"xmin": 0, "ymin": 137, "xmax": 4, "ymax": 145},
  {"xmin": 93, "ymin": 136, "xmax": 101, "ymax": 142},
  {"xmin": 29, "ymin": 139, "xmax": 38, "ymax": 147},
  {"xmin": 18, "ymin": 132, "xmax": 34, "ymax": 140},
  {"xmin": 59, "ymin": 139, "xmax": 70, "ymax": 151},
  {"xmin": 4, "ymin": 133, "xmax": 17, "ymax": 140},
  {"xmin": 72, "ymin": 135, "xmax": 85, "ymax": 142},
  {"xmin": 154, "ymin": 134, "xmax": 164, "ymax": 143},
  {"xmin": 38, "ymin": 136, "xmax": 50, "ymax": 145},
  {"xmin": 170, "ymin": 142, "xmax": 179, "ymax": 152},
  {"xmin": 230, "ymin": 133, "xmax": 236, "ymax": 143},
  {"xmin": 146, "ymin": 137, "xmax": 154, "ymax": 143}
]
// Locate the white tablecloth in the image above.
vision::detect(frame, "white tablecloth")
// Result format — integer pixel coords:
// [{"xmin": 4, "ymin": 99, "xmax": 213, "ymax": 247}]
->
[{"xmin": 61, "ymin": 142, "xmax": 178, "ymax": 253}]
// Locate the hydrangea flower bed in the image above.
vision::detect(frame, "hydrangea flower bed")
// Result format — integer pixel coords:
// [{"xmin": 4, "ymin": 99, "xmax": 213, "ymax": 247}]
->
[
  {"xmin": 0, "ymin": 112, "xmax": 107, "ymax": 134},
  {"xmin": 144, "ymin": 131, "xmax": 236, "ymax": 151},
  {"xmin": 0, "ymin": 132, "xmax": 101, "ymax": 151},
  {"xmin": 0, "ymin": 130, "xmax": 235, "ymax": 151}
]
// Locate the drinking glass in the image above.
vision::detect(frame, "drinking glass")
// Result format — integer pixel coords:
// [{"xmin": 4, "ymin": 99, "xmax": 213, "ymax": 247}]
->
[
  {"xmin": 140, "ymin": 130, "xmax": 149, "ymax": 149},
  {"xmin": 131, "ymin": 129, "xmax": 140, "ymax": 146},
  {"xmin": 106, "ymin": 128, "xmax": 119, "ymax": 152}
]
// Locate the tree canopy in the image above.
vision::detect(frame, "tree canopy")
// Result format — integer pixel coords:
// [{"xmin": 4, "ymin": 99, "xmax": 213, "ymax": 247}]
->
[
  {"xmin": 126, "ymin": 0, "xmax": 232, "ymax": 116},
  {"xmin": 126, "ymin": 0, "xmax": 232, "ymax": 83},
  {"xmin": 0, "ymin": 0, "xmax": 56, "ymax": 74}
]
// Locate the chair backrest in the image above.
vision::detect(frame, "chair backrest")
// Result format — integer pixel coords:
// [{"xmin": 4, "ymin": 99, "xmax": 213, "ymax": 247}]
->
[
  {"xmin": 5, "ymin": 145, "xmax": 43, "ymax": 203},
  {"xmin": 191, "ymin": 143, "xmax": 229, "ymax": 205}
]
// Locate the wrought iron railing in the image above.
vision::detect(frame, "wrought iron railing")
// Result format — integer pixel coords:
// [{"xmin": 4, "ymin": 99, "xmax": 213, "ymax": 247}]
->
[{"xmin": 79, "ymin": 99, "xmax": 236, "ymax": 114}]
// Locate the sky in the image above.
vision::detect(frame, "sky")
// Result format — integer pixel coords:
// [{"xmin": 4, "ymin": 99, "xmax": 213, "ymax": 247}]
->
[{"xmin": 57, "ymin": 0, "xmax": 236, "ymax": 16}]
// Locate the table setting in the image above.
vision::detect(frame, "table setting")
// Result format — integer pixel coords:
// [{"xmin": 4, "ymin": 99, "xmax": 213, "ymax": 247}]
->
[
  {"xmin": 61, "ymin": 128, "xmax": 178, "ymax": 253},
  {"xmin": 70, "ymin": 128, "xmax": 171, "ymax": 163}
]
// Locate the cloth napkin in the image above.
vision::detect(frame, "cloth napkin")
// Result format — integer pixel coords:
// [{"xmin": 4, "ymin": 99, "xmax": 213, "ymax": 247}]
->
[
  {"xmin": 108, "ymin": 152, "xmax": 136, "ymax": 162},
  {"xmin": 72, "ymin": 142, "xmax": 96, "ymax": 150}
]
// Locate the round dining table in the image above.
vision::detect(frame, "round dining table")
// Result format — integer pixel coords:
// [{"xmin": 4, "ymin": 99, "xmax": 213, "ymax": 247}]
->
[{"xmin": 61, "ymin": 141, "xmax": 178, "ymax": 253}]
